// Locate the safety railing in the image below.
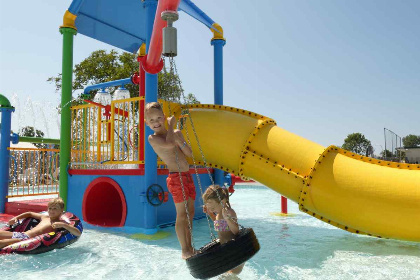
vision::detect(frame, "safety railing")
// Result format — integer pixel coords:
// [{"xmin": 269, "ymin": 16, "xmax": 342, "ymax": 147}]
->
[
  {"xmin": 70, "ymin": 97, "xmax": 144, "ymax": 169},
  {"xmin": 8, "ymin": 147, "xmax": 60, "ymax": 198}
]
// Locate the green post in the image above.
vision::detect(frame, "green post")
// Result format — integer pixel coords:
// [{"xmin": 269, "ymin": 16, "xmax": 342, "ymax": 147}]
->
[{"xmin": 59, "ymin": 27, "xmax": 77, "ymax": 209}]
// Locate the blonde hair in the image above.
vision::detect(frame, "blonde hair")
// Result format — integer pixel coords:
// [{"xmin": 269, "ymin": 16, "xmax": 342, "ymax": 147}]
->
[
  {"xmin": 203, "ymin": 185, "xmax": 230, "ymax": 205},
  {"xmin": 48, "ymin": 197, "xmax": 65, "ymax": 210},
  {"xmin": 145, "ymin": 102, "xmax": 163, "ymax": 116}
]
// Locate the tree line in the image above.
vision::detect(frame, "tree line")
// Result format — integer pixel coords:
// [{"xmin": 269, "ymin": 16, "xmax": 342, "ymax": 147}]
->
[
  {"xmin": 342, "ymin": 133, "xmax": 420, "ymax": 159},
  {"xmin": 47, "ymin": 49, "xmax": 199, "ymax": 107}
]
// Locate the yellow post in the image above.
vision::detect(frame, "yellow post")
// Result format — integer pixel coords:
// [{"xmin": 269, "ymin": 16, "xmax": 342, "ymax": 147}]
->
[
  {"xmin": 96, "ymin": 108, "xmax": 102, "ymax": 162},
  {"xmin": 110, "ymin": 102, "xmax": 115, "ymax": 160}
]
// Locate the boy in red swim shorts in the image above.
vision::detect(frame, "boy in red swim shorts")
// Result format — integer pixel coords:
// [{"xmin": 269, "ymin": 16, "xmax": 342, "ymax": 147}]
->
[
  {"xmin": 167, "ymin": 172, "xmax": 196, "ymax": 203},
  {"xmin": 145, "ymin": 102, "xmax": 196, "ymax": 259}
]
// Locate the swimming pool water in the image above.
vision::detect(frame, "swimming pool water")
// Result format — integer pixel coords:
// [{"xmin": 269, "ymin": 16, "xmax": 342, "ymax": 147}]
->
[{"xmin": 1, "ymin": 185, "xmax": 419, "ymax": 280}]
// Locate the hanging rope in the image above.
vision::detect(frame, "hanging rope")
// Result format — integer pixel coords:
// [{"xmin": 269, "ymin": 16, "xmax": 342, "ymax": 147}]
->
[
  {"xmin": 167, "ymin": 57, "xmax": 241, "ymax": 237},
  {"xmin": 163, "ymin": 58, "xmax": 216, "ymax": 242},
  {"xmin": 163, "ymin": 60, "xmax": 196, "ymax": 247}
]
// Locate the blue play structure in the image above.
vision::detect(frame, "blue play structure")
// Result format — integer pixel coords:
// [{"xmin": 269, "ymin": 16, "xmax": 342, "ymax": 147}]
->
[{"xmin": 56, "ymin": 0, "xmax": 227, "ymax": 234}]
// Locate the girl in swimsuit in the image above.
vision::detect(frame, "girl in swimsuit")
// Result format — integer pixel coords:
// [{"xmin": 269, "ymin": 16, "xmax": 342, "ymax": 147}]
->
[{"xmin": 202, "ymin": 184, "xmax": 245, "ymax": 275}]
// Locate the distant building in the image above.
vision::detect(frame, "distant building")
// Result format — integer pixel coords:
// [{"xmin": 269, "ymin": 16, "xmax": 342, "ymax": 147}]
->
[{"xmin": 397, "ymin": 147, "xmax": 420, "ymax": 164}]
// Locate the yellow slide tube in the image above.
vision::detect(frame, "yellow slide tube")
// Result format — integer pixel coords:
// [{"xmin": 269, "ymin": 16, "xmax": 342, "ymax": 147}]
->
[{"xmin": 163, "ymin": 102, "xmax": 420, "ymax": 242}]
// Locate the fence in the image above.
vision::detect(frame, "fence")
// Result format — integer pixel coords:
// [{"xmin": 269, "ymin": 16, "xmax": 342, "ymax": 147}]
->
[
  {"xmin": 70, "ymin": 97, "xmax": 144, "ymax": 169},
  {"xmin": 8, "ymin": 147, "xmax": 60, "ymax": 198},
  {"xmin": 384, "ymin": 128, "xmax": 403, "ymax": 161}
]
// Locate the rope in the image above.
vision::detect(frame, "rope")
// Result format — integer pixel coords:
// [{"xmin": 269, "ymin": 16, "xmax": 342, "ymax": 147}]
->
[
  {"xmin": 163, "ymin": 63, "xmax": 196, "ymax": 247},
  {"xmin": 182, "ymin": 112, "xmax": 217, "ymax": 241},
  {"xmin": 173, "ymin": 139, "xmax": 196, "ymax": 248},
  {"xmin": 168, "ymin": 57, "xmax": 241, "ymax": 236},
  {"xmin": 167, "ymin": 58, "xmax": 217, "ymax": 240}
]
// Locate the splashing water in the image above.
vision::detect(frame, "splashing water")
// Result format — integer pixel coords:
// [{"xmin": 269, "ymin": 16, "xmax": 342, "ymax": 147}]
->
[{"xmin": 9, "ymin": 94, "xmax": 61, "ymax": 139}]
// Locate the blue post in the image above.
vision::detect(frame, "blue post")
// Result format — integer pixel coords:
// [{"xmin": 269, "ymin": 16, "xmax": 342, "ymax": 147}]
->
[
  {"xmin": 211, "ymin": 39, "xmax": 226, "ymax": 186},
  {"xmin": 142, "ymin": 0, "xmax": 158, "ymax": 234},
  {"xmin": 0, "ymin": 105, "xmax": 14, "ymax": 212},
  {"xmin": 212, "ymin": 40, "xmax": 225, "ymax": 105}
]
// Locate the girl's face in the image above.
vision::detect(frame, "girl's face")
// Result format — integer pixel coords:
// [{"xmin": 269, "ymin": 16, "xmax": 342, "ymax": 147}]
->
[{"xmin": 205, "ymin": 198, "xmax": 225, "ymax": 214}]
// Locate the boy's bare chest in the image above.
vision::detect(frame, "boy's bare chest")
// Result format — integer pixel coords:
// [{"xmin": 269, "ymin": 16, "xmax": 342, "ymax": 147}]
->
[
  {"xmin": 27, "ymin": 218, "xmax": 54, "ymax": 237},
  {"xmin": 38, "ymin": 218, "xmax": 53, "ymax": 228},
  {"xmin": 154, "ymin": 145, "xmax": 177, "ymax": 158}
]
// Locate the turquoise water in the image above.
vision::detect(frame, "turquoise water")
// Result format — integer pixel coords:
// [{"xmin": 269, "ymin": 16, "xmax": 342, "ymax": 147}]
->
[{"xmin": 1, "ymin": 185, "xmax": 419, "ymax": 280}]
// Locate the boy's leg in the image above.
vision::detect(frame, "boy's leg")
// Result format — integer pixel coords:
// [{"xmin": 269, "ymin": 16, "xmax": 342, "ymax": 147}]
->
[
  {"xmin": 0, "ymin": 231, "xmax": 13, "ymax": 240},
  {"xmin": 185, "ymin": 197, "xmax": 195, "ymax": 252},
  {"xmin": 185, "ymin": 175, "xmax": 196, "ymax": 253},
  {"xmin": 0, "ymin": 238, "xmax": 20, "ymax": 249},
  {"xmin": 174, "ymin": 202, "xmax": 194, "ymax": 259}
]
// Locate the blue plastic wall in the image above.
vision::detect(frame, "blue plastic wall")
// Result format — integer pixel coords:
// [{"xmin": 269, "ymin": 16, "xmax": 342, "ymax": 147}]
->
[{"xmin": 67, "ymin": 172, "xmax": 213, "ymax": 233}]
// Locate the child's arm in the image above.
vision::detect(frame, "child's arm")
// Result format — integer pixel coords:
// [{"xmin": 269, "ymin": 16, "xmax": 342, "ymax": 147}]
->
[
  {"xmin": 8, "ymin": 212, "xmax": 43, "ymax": 225},
  {"xmin": 52, "ymin": 222, "xmax": 82, "ymax": 236},
  {"xmin": 166, "ymin": 116, "xmax": 177, "ymax": 144},
  {"xmin": 175, "ymin": 130, "xmax": 193, "ymax": 157},
  {"xmin": 222, "ymin": 208, "xmax": 240, "ymax": 235}
]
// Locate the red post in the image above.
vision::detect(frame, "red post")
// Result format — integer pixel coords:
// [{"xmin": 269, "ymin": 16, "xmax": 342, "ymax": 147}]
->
[
  {"xmin": 281, "ymin": 196, "xmax": 288, "ymax": 214},
  {"xmin": 142, "ymin": 0, "xmax": 180, "ymax": 74},
  {"xmin": 137, "ymin": 51, "xmax": 146, "ymax": 168}
]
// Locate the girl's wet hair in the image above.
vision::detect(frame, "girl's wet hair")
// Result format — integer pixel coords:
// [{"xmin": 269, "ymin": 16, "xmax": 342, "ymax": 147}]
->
[{"xmin": 202, "ymin": 184, "xmax": 230, "ymax": 204}]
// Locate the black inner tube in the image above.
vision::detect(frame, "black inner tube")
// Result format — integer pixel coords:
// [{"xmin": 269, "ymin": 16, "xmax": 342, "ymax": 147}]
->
[{"xmin": 186, "ymin": 228, "xmax": 260, "ymax": 279}]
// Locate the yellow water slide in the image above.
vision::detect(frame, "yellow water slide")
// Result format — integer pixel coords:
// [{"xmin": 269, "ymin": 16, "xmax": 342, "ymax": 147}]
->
[{"xmin": 163, "ymin": 102, "xmax": 420, "ymax": 242}]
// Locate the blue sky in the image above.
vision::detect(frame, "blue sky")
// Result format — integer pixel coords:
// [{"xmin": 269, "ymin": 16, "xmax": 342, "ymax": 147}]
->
[{"xmin": 1, "ymin": 0, "xmax": 419, "ymax": 153}]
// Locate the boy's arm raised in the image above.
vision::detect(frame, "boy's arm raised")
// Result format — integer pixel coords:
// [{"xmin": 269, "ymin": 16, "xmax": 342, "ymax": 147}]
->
[
  {"xmin": 175, "ymin": 130, "xmax": 193, "ymax": 157},
  {"xmin": 166, "ymin": 116, "xmax": 176, "ymax": 144}
]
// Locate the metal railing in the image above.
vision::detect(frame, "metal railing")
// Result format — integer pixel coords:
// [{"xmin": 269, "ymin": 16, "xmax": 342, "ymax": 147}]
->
[
  {"xmin": 70, "ymin": 97, "xmax": 144, "ymax": 169},
  {"xmin": 8, "ymin": 147, "xmax": 60, "ymax": 198}
]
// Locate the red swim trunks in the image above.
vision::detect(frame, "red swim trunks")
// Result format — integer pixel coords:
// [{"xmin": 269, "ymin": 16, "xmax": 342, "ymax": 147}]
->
[{"xmin": 166, "ymin": 172, "xmax": 196, "ymax": 203}]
